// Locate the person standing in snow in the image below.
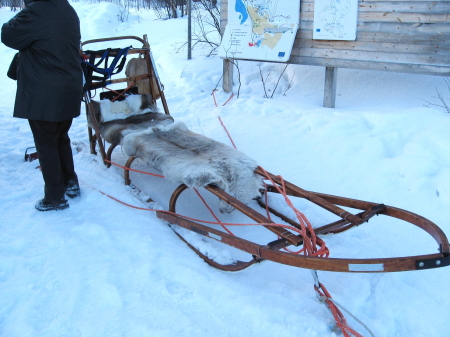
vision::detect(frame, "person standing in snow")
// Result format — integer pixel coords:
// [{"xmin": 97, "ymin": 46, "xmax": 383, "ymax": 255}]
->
[{"xmin": 2, "ymin": 0, "xmax": 83, "ymax": 211}]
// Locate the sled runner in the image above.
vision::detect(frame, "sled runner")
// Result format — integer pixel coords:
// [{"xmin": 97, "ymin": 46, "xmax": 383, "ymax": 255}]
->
[{"xmin": 82, "ymin": 36, "xmax": 450, "ymax": 274}]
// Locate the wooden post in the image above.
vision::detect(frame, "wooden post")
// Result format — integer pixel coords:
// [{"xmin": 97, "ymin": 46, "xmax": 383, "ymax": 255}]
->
[
  {"xmin": 222, "ymin": 59, "xmax": 233, "ymax": 93},
  {"xmin": 323, "ymin": 67, "xmax": 338, "ymax": 108},
  {"xmin": 187, "ymin": 0, "xmax": 192, "ymax": 60}
]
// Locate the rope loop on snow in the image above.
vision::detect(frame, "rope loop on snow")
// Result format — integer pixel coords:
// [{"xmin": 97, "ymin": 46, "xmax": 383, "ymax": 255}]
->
[
  {"xmin": 211, "ymin": 89, "xmax": 237, "ymax": 149},
  {"xmin": 211, "ymin": 94, "xmax": 373, "ymax": 337},
  {"xmin": 314, "ymin": 282, "xmax": 368, "ymax": 337},
  {"xmin": 258, "ymin": 166, "xmax": 329, "ymax": 258},
  {"xmin": 212, "ymin": 89, "xmax": 234, "ymax": 107}
]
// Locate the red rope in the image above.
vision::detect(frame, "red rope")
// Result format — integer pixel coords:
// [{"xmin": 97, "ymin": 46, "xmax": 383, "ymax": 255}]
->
[
  {"xmin": 212, "ymin": 90, "xmax": 237, "ymax": 149},
  {"xmin": 314, "ymin": 283, "xmax": 364, "ymax": 337},
  {"xmin": 193, "ymin": 188, "xmax": 235, "ymax": 236},
  {"xmin": 211, "ymin": 96, "xmax": 366, "ymax": 336},
  {"xmin": 106, "ymin": 159, "xmax": 234, "ymax": 235},
  {"xmin": 102, "ymin": 107, "xmax": 323, "ymax": 254},
  {"xmin": 212, "ymin": 89, "xmax": 234, "ymax": 107},
  {"xmin": 103, "ymin": 90, "xmax": 362, "ymax": 335},
  {"xmin": 218, "ymin": 116, "xmax": 238, "ymax": 149},
  {"xmin": 97, "ymin": 184, "xmax": 362, "ymax": 336},
  {"xmin": 105, "ymin": 73, "xmax": 151, "ymax": 102},
  {"xmin": 210, "ymin": 91, "xmax": 324, "ymax": 256},
  {"xmin": 258, "ymin": 166, "xmax": 329, "ymax": 258},
  {"xmin": 212, "ymin": 89, "xmax": 219, "ymax": 107},
  {"xmin": 263, "ymin": 183, "xmax": 305, "ymax": 254},
  {"xmin": 91, "ymin": 184, "xmax": 315, "ymax": 235},
  {"xmin": 105, "ymin": 159, "xmax": 165, "ymax": 178}
]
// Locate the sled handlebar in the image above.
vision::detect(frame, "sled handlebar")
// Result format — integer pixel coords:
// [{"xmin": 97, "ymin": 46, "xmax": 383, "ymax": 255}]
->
[{"xmin": 82, "ymin": 35, "xmax": 148, "ymax": 49}]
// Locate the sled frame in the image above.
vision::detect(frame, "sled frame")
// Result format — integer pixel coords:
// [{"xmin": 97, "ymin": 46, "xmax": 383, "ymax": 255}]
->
[
  {"xmin": 118, "ymin": 155, "xmax": 450, "ymax": 273},
  {"xmin": 151, "ymin": 168, "xmax": 450, "ymax": 273}
]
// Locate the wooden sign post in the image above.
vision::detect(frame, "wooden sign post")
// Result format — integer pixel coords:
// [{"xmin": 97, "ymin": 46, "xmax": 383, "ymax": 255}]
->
[{"xmin": 220, "ymin": 0, "xmax": 450, "ymax": 108}]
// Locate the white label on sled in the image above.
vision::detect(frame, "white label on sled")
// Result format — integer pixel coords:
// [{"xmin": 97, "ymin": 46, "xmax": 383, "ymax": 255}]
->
[
  {"xmin": 348, "ymin": 263, "xmax": 384, "ymax": 272},
  {"xmin": 209, "ymin": 233, "xmax": 222, "ymax": 242}
]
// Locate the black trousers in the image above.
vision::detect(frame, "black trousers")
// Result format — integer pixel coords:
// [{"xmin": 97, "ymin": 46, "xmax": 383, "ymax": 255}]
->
[{"xmin": 28, "ymin": 119, "xmax": 78, "ymax": 202}]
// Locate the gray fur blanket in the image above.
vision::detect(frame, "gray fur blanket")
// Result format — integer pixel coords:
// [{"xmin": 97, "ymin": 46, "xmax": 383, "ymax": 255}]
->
[
  {"xmin": 90, "ymin": 94, "xmax": 263, "ymax": 213},
  {"xmin": 87, "ymin": 94, "xmax": 174, "ymax": 145}
]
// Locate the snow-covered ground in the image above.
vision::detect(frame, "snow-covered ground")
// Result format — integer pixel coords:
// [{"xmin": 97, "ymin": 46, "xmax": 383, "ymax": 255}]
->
[{"xmin": 1, "ymin": 3, "xmax": 449, "ymax": 336}]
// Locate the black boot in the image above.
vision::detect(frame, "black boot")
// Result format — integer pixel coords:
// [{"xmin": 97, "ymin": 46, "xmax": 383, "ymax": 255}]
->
[
  {"xmin": 65, "ymin": 179, "xmax": 80, "ymax": 198},
  {"xmin": 35, "ymin": 198, "xmax": 69, "ymax": 211}
]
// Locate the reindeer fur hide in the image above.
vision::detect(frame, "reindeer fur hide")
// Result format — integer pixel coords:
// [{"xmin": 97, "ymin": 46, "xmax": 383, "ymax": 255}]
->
[
  {"xmin": 91, "ymin": 95, "xmax": 263, "ymax": 213},
  {"xmin": 88, "ymin": 94, "xmax": 174, "ymax": 145}
]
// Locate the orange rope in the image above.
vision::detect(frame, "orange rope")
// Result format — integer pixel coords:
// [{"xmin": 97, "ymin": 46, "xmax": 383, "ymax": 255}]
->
[
  {"xmin": 97, "ymin": 184, "xmax": 362, "ymax": 336},
  {"xmin": 314, "ymin": 283, "xmax": 364, "ymax": 337},
  {"xmin": 106, "ymin": 159, "xmax": 234, "ymax": 235},
  {"xmin": 104, "ymin": 73, "xmax": 151, "ymax": 102},
  {"xmin": 210, "ymin": 90, "xmax": 323, "ymax": 255},
  {"xmin": 105, "ymin": 159, "xmax": 165, "ymax": 178},
  {"xmin": 102, "ymin": 89, "xmax": 362, "ymax": 335},
  {"xmin": 262, "ymin": 183, "xmax": 311, "ymax": 255},
  {"xmin": 211, "ymin": 95, "xmax": 366, "ymax": 336},
  {"xmin": 212, "ymin": 89, "xmax": 234, "ymax": 107},
  {"xmin": 91, "ymin": 184, "xmax": 314, "ymax": 235},
  {"xmin": 212, "ymin": 90, "xmax": 237, "ymax": 149},
  {"xmin": 218, "ymin": 116, "xmax": 238, "ymax": 149},
  {"xmin": 193, "ymin": 188, "xmax": 235, "ymax": 236},
  {"xmin": 258, "ymin": 166, "xmax": 329, "ymax": 258}
]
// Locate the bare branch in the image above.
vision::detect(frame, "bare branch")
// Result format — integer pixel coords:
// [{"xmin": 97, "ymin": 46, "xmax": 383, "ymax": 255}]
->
[
  {"xmin": 270, "ymin": 64, "xmax": 288, "ymax": 98},
  {"xmin": 259, "ymin": 65, "xmax": 269, "ymax": 98}
]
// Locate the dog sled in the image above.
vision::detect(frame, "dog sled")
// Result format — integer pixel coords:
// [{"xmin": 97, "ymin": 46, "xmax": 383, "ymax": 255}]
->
[
  {"xmin": 81, "ymin": 35, "xmax": 450, "ymax": 336},
  {"xmin": 82, "ymin": 35, "xmax": 450, "ymax": 276}
]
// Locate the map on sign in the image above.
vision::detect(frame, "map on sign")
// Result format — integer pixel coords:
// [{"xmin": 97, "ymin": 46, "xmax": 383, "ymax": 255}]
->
[
  {"xmin": 218, "ymin": 0, "xmax": 300, "ymax": 62},
  {"xmin": 313, "ymin": 0, "xmax": 358, "ymax": 40}
]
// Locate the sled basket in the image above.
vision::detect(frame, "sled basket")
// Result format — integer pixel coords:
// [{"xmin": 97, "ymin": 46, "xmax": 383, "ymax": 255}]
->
[{"xmin": 81, "ymin": 35, "xmax": 170, "ymax": 162}]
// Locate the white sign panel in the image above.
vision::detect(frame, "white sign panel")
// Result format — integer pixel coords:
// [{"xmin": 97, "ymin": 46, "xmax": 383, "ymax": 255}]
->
[
  {"xmin": 219, "ymin": 0, "xmax": 300, "ymax": 62},
  {"xmin": 313, "ymin": 0, "xmax": 359, "ymax": 40}
]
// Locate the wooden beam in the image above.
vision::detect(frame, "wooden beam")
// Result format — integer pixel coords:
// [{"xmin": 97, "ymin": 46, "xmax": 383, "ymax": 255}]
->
[
  {"xmin": 222, "ymin": 58, "xmax": 233, "ymax": 93},
  {"xmin": 323, "ymin": 67, "xmax": 338, "ymax": 108},
  {"xmin": 288, "ymin": 56, "xmax": 450, "ymax": 76}
]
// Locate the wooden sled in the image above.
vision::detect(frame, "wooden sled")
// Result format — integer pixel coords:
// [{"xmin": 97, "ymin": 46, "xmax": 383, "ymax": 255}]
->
[{"xmin": 83, "ymin": 36, "xmax": 450, "ymax": 274}]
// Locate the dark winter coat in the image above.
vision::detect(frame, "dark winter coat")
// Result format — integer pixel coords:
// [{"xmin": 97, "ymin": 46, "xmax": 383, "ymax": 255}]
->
[{"xmin": 1, "ymin": 0, "xmax": 82, "ymax": 122}]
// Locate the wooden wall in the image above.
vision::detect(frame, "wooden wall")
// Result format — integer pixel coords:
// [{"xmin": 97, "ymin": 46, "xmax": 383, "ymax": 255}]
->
[{"xmin": 220, "ymin": 0, "xmax": 450, "ymax": 76}]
